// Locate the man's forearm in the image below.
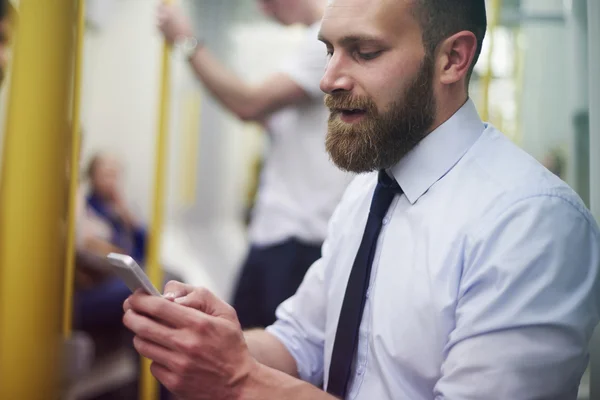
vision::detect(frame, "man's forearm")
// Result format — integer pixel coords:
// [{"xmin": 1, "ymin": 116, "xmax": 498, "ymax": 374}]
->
[
  {"xmin": 188, "ymin": 47, "xmax": 259, "ymax": 120},
  {"xmin": 244, "ymin": 329, "xmax": 299, "ymax": 378},
  {"xmin": 243, "ymin": 363, "xmax": 336, "ymax": 400}
]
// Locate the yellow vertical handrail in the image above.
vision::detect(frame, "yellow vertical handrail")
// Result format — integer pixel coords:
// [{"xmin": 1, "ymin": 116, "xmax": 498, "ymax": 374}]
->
[
  {"xmin": 512, "ymin": 26, "xmax": 524, "ymax": 146},
  {"xmin": 62, "ymin": 0, "xmax": 86, "ymax": 338},
  {"xmin": 141, "ymin": 0, "xmax": 174, "ymax": 398},
  {"xmin": 179, "ymin": 91, "xmax": 201, "ymax": 207},
  {"xmin": 481, "ymin": 0, "xmax": 503, "ymax": 122},
  {"xmin": 0, "ymin": 0, "xmax": 76, "ymax": 398}
]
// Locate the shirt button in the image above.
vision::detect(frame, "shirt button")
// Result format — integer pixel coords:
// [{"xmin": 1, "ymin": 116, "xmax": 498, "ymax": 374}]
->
[
  {"xmin": 357, "ymin": 367, "xmax": 364, "ymax": 376},
  {"xmin": 382, "ymin": 218, "xmax": 390, "ymax": 225},
  {"xmin": 366, "ymin": 289, "xmax": 371, "ymax": 298}
]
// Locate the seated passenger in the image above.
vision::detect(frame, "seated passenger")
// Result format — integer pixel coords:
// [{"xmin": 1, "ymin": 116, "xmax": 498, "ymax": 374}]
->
[
  {"xmin": 74, "ymin": 153, "xmax": 146, "ymax": 332},
  {"xmin": 82, "ymin": 153, "xmax": 146, "ymax": 263},
  {"xmin": 75, "ymin": 152, "xmax": 174, "ymax": 398}
]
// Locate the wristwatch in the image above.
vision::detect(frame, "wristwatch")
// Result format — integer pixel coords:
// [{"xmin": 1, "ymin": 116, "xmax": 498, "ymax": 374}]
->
[{"xmin": 175, "ymin": 35, "xmax": 202, "ymax": 60}]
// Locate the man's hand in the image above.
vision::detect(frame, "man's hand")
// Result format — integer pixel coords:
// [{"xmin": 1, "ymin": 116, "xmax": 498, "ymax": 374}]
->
[
  {"xmin": 123, "ymin": 287, "xmax": 257, "ymax": 400},
  {"xmin": 157, "ymin": 3, "xmax": 194, "ymax": 43},
  {"xmin": 161, "ymin": 281, "xmax": 220, "ymax": 308}
]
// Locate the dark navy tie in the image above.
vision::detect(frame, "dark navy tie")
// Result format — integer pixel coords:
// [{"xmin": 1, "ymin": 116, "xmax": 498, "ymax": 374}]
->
[{"xmin": 326, "ymin": 170, "xmax": 402, "ymax": 398}]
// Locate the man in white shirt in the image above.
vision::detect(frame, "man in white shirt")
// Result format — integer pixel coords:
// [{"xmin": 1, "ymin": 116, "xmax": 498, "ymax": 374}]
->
[
  {"xmin": 157, "ymin": 0, "xmax": 350, "ymax": 329},
  {"xmin": 125, "ymin": 0, "xmax": 600, "ymax": 399}
]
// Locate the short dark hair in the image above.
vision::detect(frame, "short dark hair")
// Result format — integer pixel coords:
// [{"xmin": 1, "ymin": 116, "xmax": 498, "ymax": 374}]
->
[{"xmin": 413, "ymin": 0, "xmax": 487, "ymax": 80}]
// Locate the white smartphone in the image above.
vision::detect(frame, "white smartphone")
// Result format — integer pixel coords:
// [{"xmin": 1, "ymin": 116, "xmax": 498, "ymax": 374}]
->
[{"xmin": 106, "ymin": 253, "xmax": 162, "ymax": 296}]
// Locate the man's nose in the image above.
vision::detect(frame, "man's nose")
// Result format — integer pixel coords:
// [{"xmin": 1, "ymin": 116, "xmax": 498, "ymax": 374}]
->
[{"xmin": 320, "ymin": 53, "xmax": 354, "ymax": 94}]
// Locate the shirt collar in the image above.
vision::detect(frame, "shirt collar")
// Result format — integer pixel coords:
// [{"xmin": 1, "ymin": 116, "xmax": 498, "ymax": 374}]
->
[{"xmin": 388, "ymin": 98, "xmax": 484, "ymax": 204}]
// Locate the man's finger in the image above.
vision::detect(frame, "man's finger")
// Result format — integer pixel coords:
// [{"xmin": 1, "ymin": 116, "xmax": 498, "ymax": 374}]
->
[
  {"xmin": 163, "ymin": 280, "xmax": 195, "ymax": 299},
  {"xmin": 122, "ymin": 309, "xmax": 179, "ymax": 350},
  {"xmin": 128, "ymin": 290, "xmax": 211, "ymax": 329},
  {"xmin": 133, "ymin": 336, "xmax": 178, "ymax": 371},
  {"xmin": 150, "ymin": 362, "xmax": 179, "ymax": 394},
  {"xmin": 174, "ymin": 287, "xmax": 236, "ymax": 321},
  {"xmin": 123, "ymin": 297, "xmax": 132, "ymax": 313}
]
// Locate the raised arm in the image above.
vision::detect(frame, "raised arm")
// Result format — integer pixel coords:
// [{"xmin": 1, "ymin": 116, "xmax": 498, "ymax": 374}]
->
[{"xmin": 157, "ymin": 4, "xmax": 316, "ymax": 122}]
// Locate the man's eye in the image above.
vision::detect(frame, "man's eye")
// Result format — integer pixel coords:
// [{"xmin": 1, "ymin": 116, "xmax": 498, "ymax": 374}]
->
[
  {"xmin": 326, "ymin": 49, "xmax": 334, "ymax": 58},
  {"xmin": 357, "ymin": 50, "xmax": 382, "ymax": 61}
]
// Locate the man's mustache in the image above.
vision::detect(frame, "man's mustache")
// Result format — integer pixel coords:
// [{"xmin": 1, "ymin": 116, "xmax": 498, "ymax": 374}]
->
[{"xmin": 324, "ymin": 93, "xmax": 377, "ymax": 114}]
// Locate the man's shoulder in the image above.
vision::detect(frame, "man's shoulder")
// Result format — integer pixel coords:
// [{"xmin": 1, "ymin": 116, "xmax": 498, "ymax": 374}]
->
[{"xmin": 454, "ymin": 126, "xmax": 596, "ymax": 237}]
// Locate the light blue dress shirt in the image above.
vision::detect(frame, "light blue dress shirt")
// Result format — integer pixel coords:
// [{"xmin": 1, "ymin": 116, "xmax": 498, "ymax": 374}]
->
[{"xmin": 266, "ymin": 99, "xmax": 600, "ymax": 399}]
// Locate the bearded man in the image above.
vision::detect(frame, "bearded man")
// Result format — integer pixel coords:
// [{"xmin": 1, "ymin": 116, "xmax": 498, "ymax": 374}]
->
[{"xmin": 123, "ymin": 1, "xmax": 600, "ymax": 399}]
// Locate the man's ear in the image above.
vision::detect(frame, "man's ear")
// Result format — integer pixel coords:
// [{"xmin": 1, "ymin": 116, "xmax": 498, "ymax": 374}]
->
[{"xmin": 435, "ymin": 31, "xmax": 478, "ymax": 85}]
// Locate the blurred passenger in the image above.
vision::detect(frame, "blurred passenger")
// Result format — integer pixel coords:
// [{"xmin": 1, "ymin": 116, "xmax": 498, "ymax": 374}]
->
[
  {"xmin": 82, "ymin": 153, "xmax": 147, "ymax": 262},
  {"xmin": 0, "ymin": 0, "xmax": 14, "ymax": 87},
  {"xmin": 157, "ymin": 0, "xmax": 351, "ymax": 328},
  {"xmin": 542, "ymin": 147, "xmax": 566, "ymax": 178},
  {"xmin": 76, "ymin": 152, "xmax": 174, "ymax": 398},
  {"xmin": 74, "ymin": 153, "xmax": 146, "ymax": 330}
]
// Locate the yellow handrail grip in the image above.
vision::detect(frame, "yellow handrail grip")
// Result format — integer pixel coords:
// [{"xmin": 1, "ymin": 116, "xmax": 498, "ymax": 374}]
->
[
  {"xmin": 141, "ymin": 0, "xmax": 174, "ymax": 398},
  {"xmin": 62, "ymin": 0, "xmax": 86, "ymax": 339}
]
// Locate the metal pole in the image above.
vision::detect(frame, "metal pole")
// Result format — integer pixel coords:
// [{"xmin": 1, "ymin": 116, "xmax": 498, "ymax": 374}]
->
[
  {"xmin": 63, "ymin": 0, "xmax": 86, "ymax": 338},
  {"xmin": 588, "ymin": 0, "xmax": 600, "ymax": 398},
  {"xmin": 588, "ymin": 0, "xmax": 600, "ymax": 222},
  {"xmin": 141, "ymin": 0, "xmax": 173, "ymax": 398},
  {"xmin": 481, "ymin": 0, "xmax": 503, "ymax": 121},
  {"xmin": 180, "ymin": 91, "xmax": 201, "ymax": 207},
  {"xmin": 0, "ymin": 0, "xmax": 76, "ymax": 398}
]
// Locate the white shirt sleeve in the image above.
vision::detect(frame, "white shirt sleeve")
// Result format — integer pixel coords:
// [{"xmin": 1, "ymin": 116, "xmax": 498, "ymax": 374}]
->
[
  {"xmin": 434, "ymin": 194, "xmax": 600, "ymax": 399},
  {"xmin": 266, "ymin": 255, "xmax": 328, "ymax": 385},
  {"xmin": 265, "ymin": 175, "xmax": 364, "ymax": 385},
  {"xmin": 279, "ymin": 24, "xmax": 327, "ymax": 99}
]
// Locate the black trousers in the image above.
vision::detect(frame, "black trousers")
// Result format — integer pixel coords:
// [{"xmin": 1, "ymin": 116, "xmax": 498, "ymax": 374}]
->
[{"xmin": 232, "ymin": 238, "xmax": 322, "ymax": 329}]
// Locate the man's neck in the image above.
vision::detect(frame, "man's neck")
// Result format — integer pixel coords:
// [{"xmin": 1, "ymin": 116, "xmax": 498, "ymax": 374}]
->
[{"xmin": 429, "ymin": 90, "xmax": 469, "ymax": 134}]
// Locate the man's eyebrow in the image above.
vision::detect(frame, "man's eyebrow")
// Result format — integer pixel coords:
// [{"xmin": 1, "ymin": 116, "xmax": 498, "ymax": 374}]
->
[{"xmin": 318, "ymin": 33, "xmax": 385, "ymax": 46}]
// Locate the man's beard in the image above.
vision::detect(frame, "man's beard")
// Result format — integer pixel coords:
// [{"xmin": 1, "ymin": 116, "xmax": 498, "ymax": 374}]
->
[{"xmin": 324, "ymin": 56, "xmax": 436, "ymax": 173}]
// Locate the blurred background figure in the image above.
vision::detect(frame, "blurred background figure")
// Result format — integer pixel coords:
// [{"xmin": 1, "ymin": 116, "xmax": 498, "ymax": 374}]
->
[
  {"xmin": 542, "ymin": 147, "xmax": 566, "ymax": 178},
  {"xmin": 0, "ymin": 0, "xmax": 14, "ymax": 87},
  {"xmin": 157, "ymin": 0, "xmax": 351, "ymax": 329},
  {"xmin": 72, "ymin": 152, "xmax": 174, "ymax": 399},
  {"xmin": 74, "ymin": 152, "xmax": 145, "ymax": 348},
  {"xmin": 80, "ymin": 152, "xmax": 147, "ymax": 264}
]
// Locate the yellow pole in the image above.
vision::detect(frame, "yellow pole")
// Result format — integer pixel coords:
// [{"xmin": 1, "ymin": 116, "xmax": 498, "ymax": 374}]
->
[
  {"xmin": 63, "ymin": 0, "xmax": 86, "ymax": 338},
  {"xmin": 481, "ymin": 0, "xmax": 503, "ymax": 122},
  {"xmin": 0, "ymin": 0, "xmax": 76, "ymax": 398},
  {"xmin": 512, "ymin": 27, "xmax": 524, "ymax": 146},
  {"xmin": 141, "ymin": 0, "xmax": 173, "ymax": 398},
  {"xmin": 180, "ymin": 91, "xmax": 201, "ymax": 207}
]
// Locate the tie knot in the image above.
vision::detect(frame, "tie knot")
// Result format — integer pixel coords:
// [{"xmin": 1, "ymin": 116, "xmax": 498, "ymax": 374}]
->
[
  {"xmin": 378, "ymin": 170, "xmax": 401, "ymax": 192},
  {"xmin": 370, "ymin": 171, "xmax": 402, "ymax": 218}
]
